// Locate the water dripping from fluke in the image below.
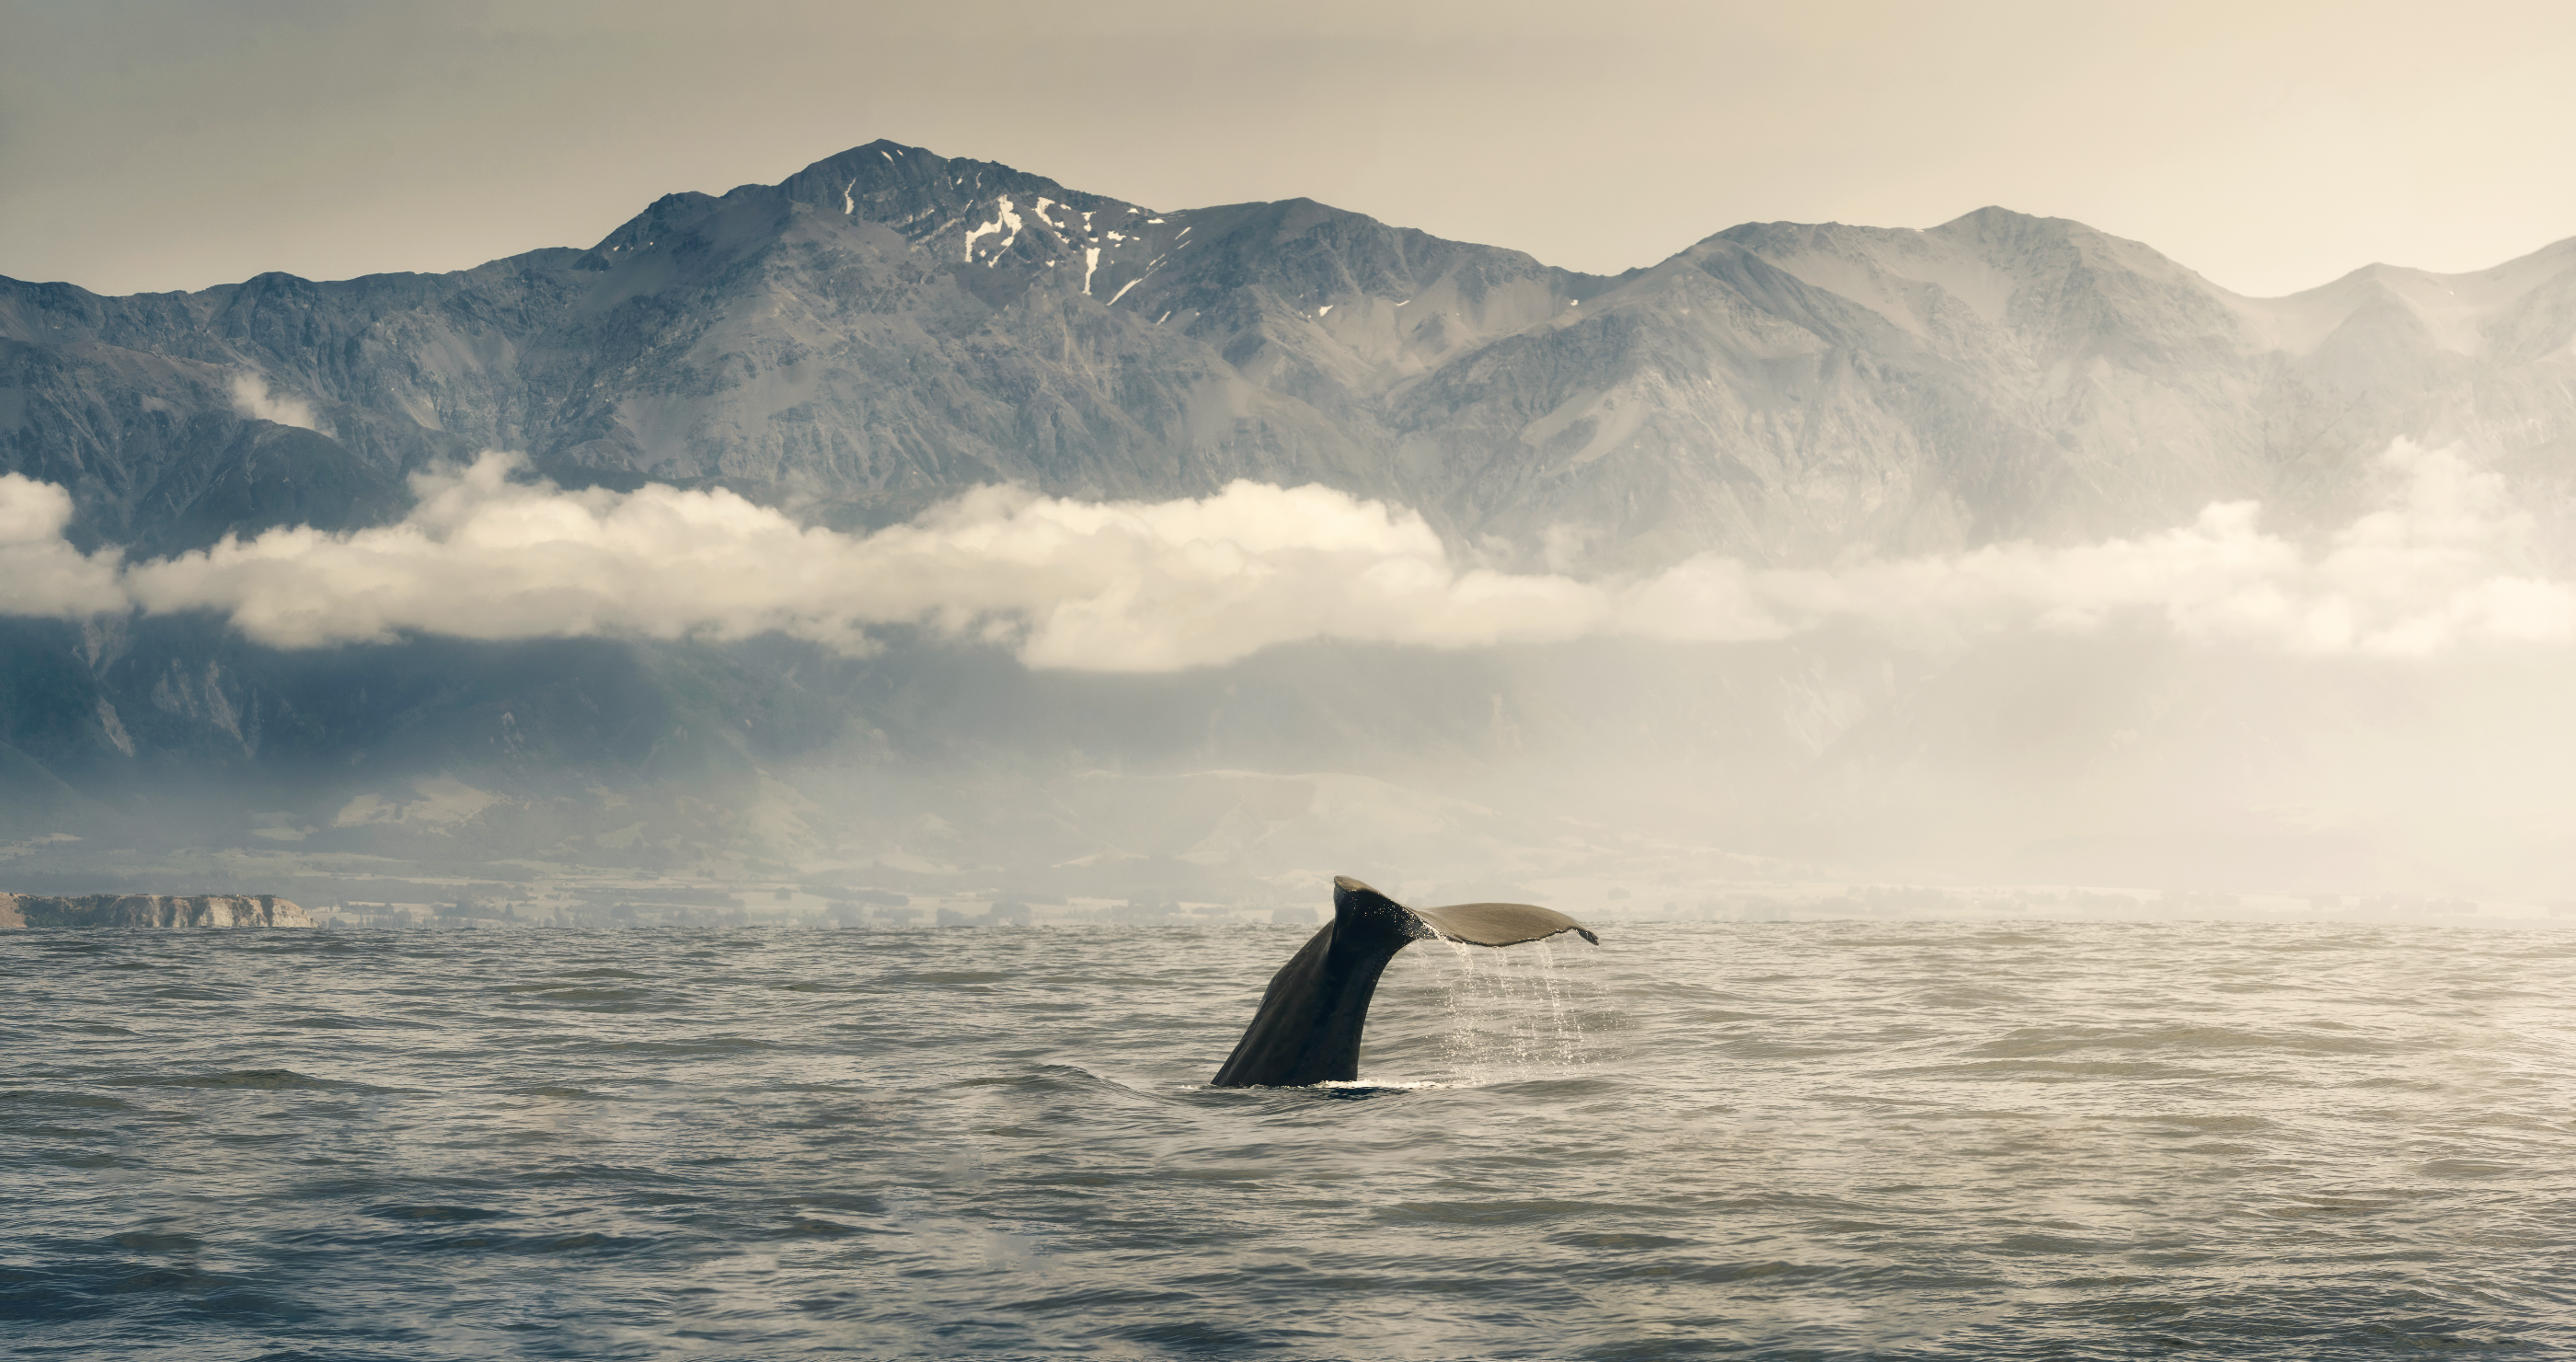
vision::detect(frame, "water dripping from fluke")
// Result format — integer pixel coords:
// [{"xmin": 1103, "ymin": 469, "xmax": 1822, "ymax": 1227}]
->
[
  {"xmin": 1208, "ymin": 876, "xmax": 1598, "ymax": 1089},
  {"xmin": 1428, "ymin": 933, "xmax": 1593, "ymax": 1085}
]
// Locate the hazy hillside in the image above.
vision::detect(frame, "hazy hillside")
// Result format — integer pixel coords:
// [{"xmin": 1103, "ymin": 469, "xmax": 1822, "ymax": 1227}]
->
[
  {"xmin": 15, "ymin": 139, "xmax": 2573, "ymax": 563},
  {"xmin": 6, "ymin": 140, "xmax": 2576, "ymax": 903}
]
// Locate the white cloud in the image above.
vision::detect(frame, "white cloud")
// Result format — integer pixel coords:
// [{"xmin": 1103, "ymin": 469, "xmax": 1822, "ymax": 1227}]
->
[
  {"xmin": 10, "ymin": 441, "xmax": 2575, "ymax": 669},
  {"xmin": 116, "ymin": 455, "xmax": 1609, "ymax": 666},
  {"xmin": 227, "ymin": 372, "xmax": 325, "ymax": 433},
  {"xmin": 1618, "ymin": 441, "xmax": 2576, "ymax": 657},
  {"xmin": 0, "ymin": 473, "xmax": 130, "ymax": 618}
]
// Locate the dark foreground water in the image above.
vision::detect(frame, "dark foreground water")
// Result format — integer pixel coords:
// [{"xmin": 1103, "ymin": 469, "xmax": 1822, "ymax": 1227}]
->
[{"xmin": 6, "ymin": 920, "xmax": 2576, "ymax": 1359}]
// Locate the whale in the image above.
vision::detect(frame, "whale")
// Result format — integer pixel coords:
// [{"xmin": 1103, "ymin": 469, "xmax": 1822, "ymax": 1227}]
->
[{"xmin": 1211, "ymin": 875, "xmax": 1599, "ymax": 1088}]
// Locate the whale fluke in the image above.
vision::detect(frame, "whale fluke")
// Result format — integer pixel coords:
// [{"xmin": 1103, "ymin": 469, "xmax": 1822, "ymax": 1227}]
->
[
  {"xmin": 1409, "ymin": 901, "xmax": 1600, "ymax": 949},
  {"xmin": 1210, "ymin": 876, "xmax": 1597, "ymax": 1088}
]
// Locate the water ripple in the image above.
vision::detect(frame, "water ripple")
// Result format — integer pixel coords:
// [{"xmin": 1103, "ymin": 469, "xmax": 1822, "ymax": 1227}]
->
[{"xmin": 5, "ymin": 920, "xmax": 2574, "ymax": 1357}]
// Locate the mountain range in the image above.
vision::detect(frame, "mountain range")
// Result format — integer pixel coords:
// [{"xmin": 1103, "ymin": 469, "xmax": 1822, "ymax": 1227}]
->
[{"xmin": 6, "ymin": 140, "xmax": 2575, "ymax": 901}]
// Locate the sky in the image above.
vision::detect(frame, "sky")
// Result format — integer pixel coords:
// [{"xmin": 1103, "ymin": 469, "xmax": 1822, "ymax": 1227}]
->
[{"xmin": 4, "ymin": 0, "xmax": 2574, "ymax": 299}]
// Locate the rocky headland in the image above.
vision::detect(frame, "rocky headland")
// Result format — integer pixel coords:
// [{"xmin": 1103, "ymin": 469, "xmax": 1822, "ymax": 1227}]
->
[{"xmin": 0, "ymin": 895, "xmax": 314, "ymax": 929}]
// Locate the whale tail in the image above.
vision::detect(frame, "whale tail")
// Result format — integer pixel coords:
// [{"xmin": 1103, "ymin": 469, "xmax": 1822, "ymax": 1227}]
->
[
  {"xmin": 1210, "ymin": 876, "xmax": 1596, "ymax": 1088},
  {"xmin": 1409, "ymin": 899, "xmax": 1600, "ymax": 949}
]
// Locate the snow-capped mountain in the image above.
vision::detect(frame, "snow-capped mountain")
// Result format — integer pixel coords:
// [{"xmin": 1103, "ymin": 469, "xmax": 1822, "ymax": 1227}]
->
[
  {"xmin": 9, "ymin": 139, "xmax": 2575, "ymax": 568},
  {"xmin": 6, "ymin": 140, "xmax": 2576, "ymax": 893}
]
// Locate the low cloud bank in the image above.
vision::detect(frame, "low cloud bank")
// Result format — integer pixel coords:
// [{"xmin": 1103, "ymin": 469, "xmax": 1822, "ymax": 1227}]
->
[
  {"xmin": 1628, "ymin": 440, "xmax": 2575, "ymax": 656},
  {"xmin": 1, "ymin": 441, "xmax": 2566, "ymax": 669}
]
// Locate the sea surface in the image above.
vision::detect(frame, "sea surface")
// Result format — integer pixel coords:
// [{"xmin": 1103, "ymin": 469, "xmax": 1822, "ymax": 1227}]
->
[{"xmin": 6, "ymin": 919, "xmax": 2576, "ymax": 1359}]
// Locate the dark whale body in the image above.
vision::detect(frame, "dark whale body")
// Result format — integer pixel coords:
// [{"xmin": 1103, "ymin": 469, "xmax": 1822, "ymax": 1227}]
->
[{"xmin": 1211, "ymin": 876, "xmax": 1599, "ymax": 1088}]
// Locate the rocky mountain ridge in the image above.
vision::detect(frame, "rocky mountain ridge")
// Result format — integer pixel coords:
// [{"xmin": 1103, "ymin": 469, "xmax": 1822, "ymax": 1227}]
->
[
  {"xmin": 12, "ymin": 138, "xmax": 2571, "ymax": 571},
  {"xmin": 6, "ymin": 141, "xmax": 2576, "ymax": 891}
]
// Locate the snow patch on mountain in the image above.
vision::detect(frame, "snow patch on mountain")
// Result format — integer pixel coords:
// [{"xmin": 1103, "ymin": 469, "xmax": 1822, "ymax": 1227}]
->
[{"xmin": 963, "ymin": 196, "xmax": 1024, "ymax": 263}]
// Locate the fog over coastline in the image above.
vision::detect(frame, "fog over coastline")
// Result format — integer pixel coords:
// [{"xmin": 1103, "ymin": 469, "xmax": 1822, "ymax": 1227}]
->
[{"xmin": 9, "ymin": 117, "xmax": 2576, "ymax": 918}]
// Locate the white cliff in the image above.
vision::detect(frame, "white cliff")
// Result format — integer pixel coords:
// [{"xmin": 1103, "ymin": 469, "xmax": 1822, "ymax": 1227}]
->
[{"xmin": 0, "ymin": 894, "xmax": 315, "ymax": 928}]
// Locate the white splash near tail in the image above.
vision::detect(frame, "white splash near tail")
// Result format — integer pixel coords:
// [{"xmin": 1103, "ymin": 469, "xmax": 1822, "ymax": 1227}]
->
[{"xmin": 1427, "ymin": 936, "xmax": 1590, "ymax": 1083}]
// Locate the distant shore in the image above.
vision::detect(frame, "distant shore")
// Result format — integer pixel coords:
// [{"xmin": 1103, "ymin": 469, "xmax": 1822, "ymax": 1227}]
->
[{"xmin": 0, "ymin": 895, "xmax": 313, "ymax": 929}]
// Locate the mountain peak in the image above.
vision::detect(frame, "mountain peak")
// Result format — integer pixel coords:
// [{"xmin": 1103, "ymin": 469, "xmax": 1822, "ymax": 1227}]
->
[{"xmin": 1933, "ymin": 204, "xmax": 2063, "ymax": 231}]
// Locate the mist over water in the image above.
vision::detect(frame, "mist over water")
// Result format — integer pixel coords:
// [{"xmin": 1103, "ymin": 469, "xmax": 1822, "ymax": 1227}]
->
[
  {"xmin": 9, "ymin": 920, "xmax": 2573, "ymax": 1358},
  {"xmin": 15, "ymin": 440, "xmax": 2576, "ymax": 903}
]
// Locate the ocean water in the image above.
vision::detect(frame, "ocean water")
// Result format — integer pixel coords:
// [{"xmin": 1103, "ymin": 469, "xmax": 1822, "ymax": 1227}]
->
[{"xmin": 6, "ymin": 919, "xmax": 2575, "ymax": 1359}]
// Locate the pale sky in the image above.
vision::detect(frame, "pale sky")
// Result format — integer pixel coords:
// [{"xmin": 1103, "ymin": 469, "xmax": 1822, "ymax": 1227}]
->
[{"xmin": 4, "ymin": 0, "xmax": 2572, "ymax": 299}]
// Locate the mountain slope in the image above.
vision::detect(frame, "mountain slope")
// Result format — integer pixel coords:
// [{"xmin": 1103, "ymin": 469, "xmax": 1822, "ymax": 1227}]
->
[
  {"xmin": 10, "ymin": 140, "xmax": 2576, "ymax": 567},
  {"xmin": 7, "ymin": 142, "xmax": 2576, "ymax": 892}
]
